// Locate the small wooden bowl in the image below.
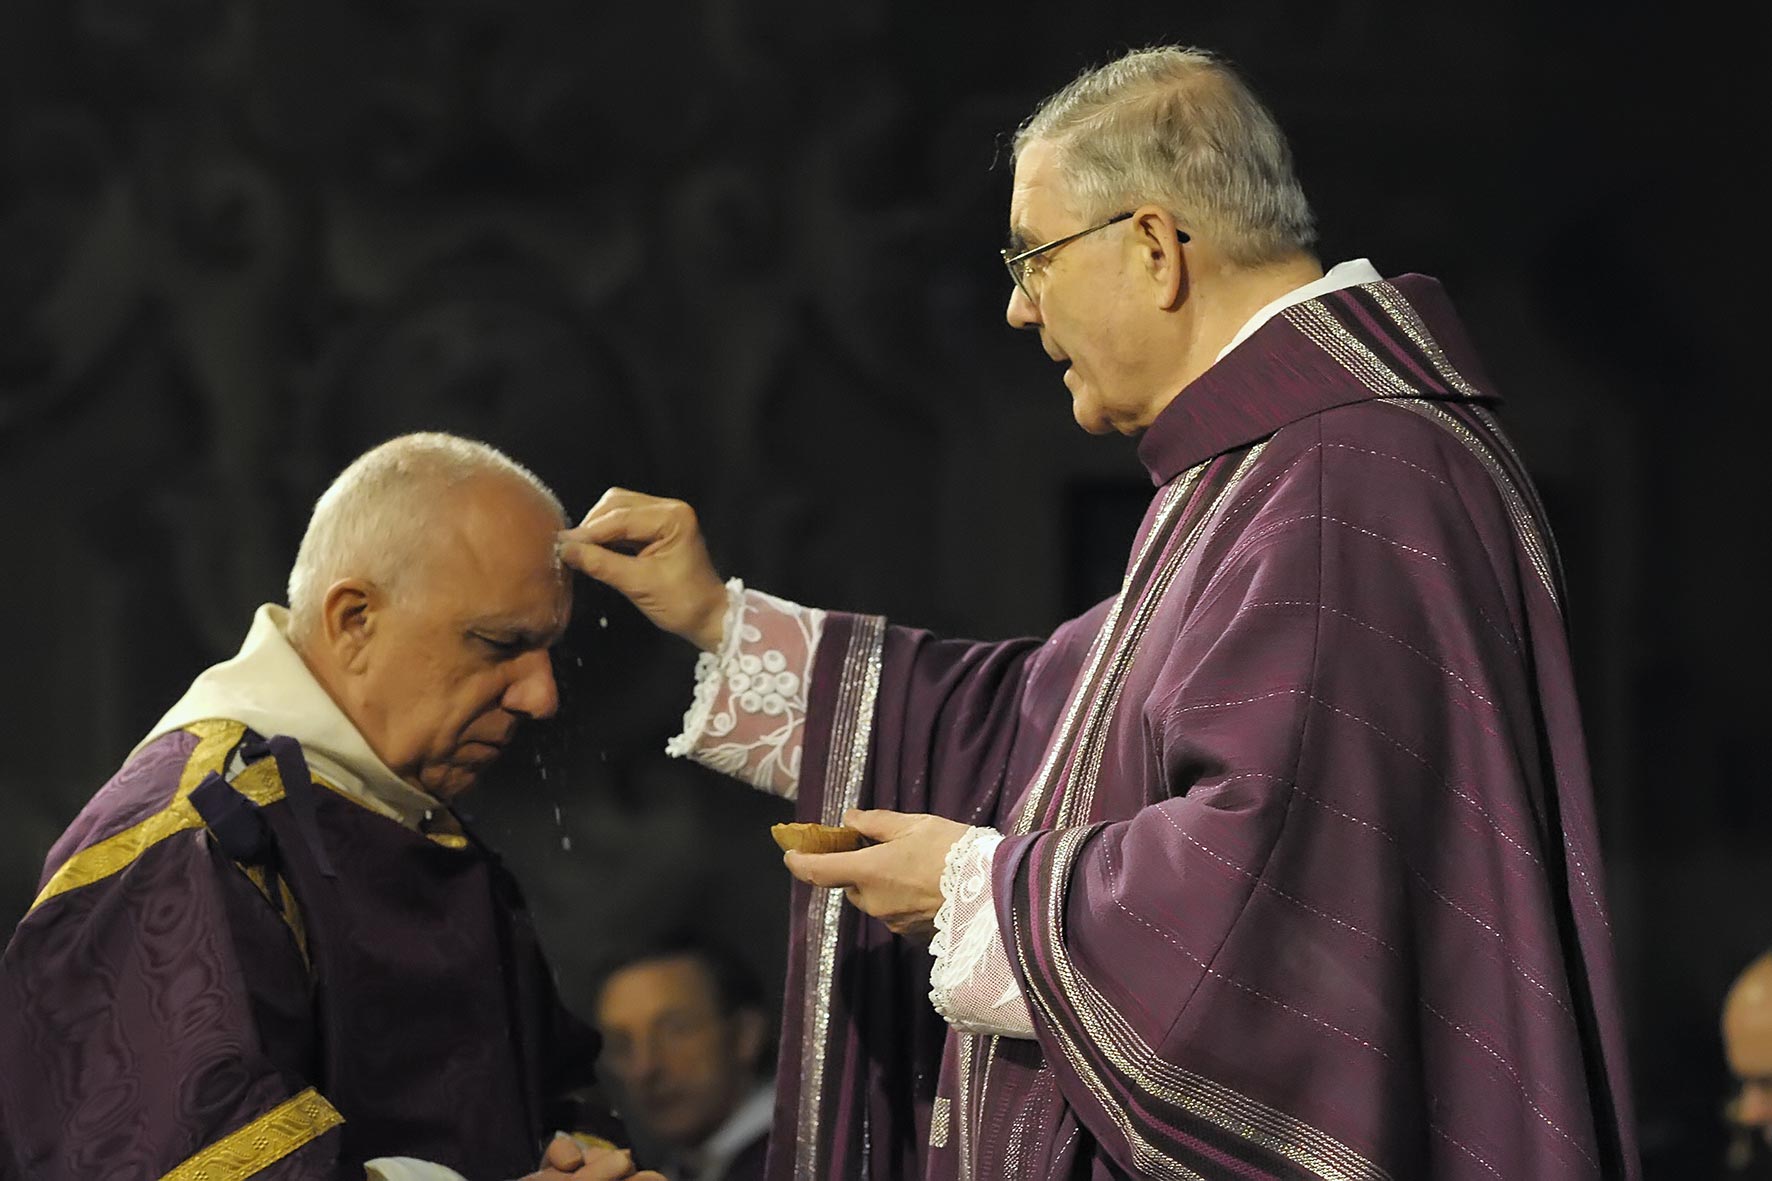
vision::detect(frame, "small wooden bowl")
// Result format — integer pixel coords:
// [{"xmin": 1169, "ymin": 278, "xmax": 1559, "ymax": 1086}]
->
[{"xmin": 771, "ymin": 822, "xmax": 867, "ymax": 854}]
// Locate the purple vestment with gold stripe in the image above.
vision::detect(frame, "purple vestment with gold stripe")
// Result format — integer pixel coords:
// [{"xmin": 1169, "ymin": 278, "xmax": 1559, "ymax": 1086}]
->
[
  {"xmin": 769, "ymin": 276, "xmax": 1638, "ymax": 1180},
  {"xmin": 0, "ymin": 720, "xmax": 609, "ymax": 1179}
]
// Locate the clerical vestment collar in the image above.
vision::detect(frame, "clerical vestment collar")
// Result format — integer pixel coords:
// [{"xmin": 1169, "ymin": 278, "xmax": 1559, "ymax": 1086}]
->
[{"xmin": 1136, "ymin": 272, "xmax": 1501, "ymax": 487}]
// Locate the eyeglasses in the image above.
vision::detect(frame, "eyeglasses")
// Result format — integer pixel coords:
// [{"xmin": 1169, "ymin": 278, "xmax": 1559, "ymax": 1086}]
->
[{"xmin": 1001, "ymin": 212, "xmax": 1189, "ymax": 304}]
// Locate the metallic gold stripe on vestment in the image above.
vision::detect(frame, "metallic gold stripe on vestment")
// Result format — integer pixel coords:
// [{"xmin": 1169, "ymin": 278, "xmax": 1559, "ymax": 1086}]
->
[
  {"xmin": 31, "ymin": 720, "xmax": 247, "ymax": 913},
  {"xmin": 160, "ymin": 1087, "xmax": 343, "ymax": 1181},
  {"xmin": 794, "ymin": 615, "xmax": 885, "ymax": 1181},
  {"xmin": 929, "ymin": 1096, "xmax": 951, "ymax": 1148}
]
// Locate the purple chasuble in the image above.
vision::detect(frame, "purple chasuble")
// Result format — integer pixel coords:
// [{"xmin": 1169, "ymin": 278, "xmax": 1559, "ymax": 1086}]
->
[
  {"xmin": 1, "ymin": 719, "xmax": 608, "ymax": 1180},
  {"xmin": 768, "ymin": 276, "xmax": 1638, "ymax": 1180}
]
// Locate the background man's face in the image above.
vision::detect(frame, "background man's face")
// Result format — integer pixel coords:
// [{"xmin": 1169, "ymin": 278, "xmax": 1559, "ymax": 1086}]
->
[
  {"xmin": 1727, "ymin": 959, "xmax": 1772, "ymax": 1142},
  {"xmin": 352, "ymin": 475, "xmax": 569, "ymax": 798},
  {"xmin": 597, "ymin": 955, "xmax": 766, "ymax": 1150}
]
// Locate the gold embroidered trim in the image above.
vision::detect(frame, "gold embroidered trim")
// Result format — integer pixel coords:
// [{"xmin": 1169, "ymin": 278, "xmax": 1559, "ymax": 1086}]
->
[
  {"xmin": 793, "ymin": 614, "xmax": 885, "ymax": 1181},
  {"xmin": 238, "ymin": 863, "xmax": 275, "ymax": 906},
  {"xmin": 276, "ymin": 873, "xmax": 311, "ymax": 968},
  {"xmin": 160, "ymin": 1088, "xmax": 343, "ymax": 1181},
  {"xmin": 31, "ymin": 720, "xmax": 246, "ymax": 913},
  {"xmin": 929, "ymin": 1096, "xmax": 952, "ymax": 1149}
]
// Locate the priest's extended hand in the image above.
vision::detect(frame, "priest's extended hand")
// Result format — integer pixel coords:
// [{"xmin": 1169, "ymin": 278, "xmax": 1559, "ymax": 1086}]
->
[
  {"xmin": 557, "ymin": 489, "xmax": 729, "ymax": 653},
  {"xmin": 783, "ymin": 809, "xmax": 973, "ymax": 940}
]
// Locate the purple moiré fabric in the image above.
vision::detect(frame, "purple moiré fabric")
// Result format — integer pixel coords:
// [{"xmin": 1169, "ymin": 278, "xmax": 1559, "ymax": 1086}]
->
[
  {"xmin": 2, "ymin": 731, "xmax": 344, "ymax": 1178},
  {"xmin": 767, "ymin": 276, "xmax": 1637, "ymax": 1181},
  {"xmin": 1, "ymin": 727, "xmax": 603, "ymax": 1180}
]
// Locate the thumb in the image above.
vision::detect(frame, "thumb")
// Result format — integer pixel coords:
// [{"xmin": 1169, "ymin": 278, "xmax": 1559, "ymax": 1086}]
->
[
  {"xmin": 843, "ymin": 809, "xmax": 918, "ymax": 842},
  {"xmin": 544, "ymin": 1131, "xmax": 587, "ymax": 1169},
  {"xmin": 558, "ymin": 536, "xmax": 641, "ymax": 594}
]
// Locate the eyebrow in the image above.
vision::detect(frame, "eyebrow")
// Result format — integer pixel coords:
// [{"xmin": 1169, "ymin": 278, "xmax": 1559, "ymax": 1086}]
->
[
  {"xmin": 469, "ymin": 616, "xmax": 568, "ymax": 648},
  {"xmin": 1006, "ymin": 226, "xmax": 1035, "ymax": 255}
]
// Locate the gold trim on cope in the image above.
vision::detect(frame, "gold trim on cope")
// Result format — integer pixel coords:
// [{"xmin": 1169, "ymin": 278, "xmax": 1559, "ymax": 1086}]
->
[
  {"xmin": 31, "ymin": 720, "xmax": 246, "ymax": 913},
  {"xmin": 929, "ymin": 1097, "xmax": 952, "ymax": 1149},
  {"xmin": 160, "ymin": 1087, "xmax": 343, "ymax": 1181}
]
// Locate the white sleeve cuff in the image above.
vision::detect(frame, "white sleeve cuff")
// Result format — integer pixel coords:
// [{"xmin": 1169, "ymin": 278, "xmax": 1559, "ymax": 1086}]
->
[
  {"xmin": 665, "ymin": 577, "xmax": 748, "ymax": 759},
  {"xmin": 364, "ymin": 1159, "xmax": 469, "ymax": 1181},
  {"xmin": 665, "ymin": 580, "xmax": 826, "ymax": 799},
  {"xmin": 928, "ymin": 826, "xmax": 1036, "ymax": 1039}
]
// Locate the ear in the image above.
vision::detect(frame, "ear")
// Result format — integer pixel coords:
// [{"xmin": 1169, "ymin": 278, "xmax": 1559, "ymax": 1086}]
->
[
  {"xmin": 320, "ymin": 578, "xmax": 380, "ymax": 672},
  {"xmin": 1132, "ymin": 204, "xmax": 1188, "ymax": 310},
  {"xmin": 731, "ymin": 1007, "xmax": 770, "ymax": 1073}
]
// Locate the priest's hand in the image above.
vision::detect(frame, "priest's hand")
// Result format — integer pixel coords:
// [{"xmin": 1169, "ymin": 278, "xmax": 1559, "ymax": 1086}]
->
[
  {"xmin": 521, "ymin": 1134, "xmax": 667, "ymax": 1181},
  {"xmin": 557, "ymin": 489, "xmax": 729, "ymax": 652},
  {"xmin": 784, "ymin": 809, "xmax": 972, "ymax": 940}
]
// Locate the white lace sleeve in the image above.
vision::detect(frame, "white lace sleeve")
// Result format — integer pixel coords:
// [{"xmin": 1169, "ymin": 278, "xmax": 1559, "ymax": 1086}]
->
[
  {"xmin": 928, "ymin": 827, "xmax": 1036, "ymax": 1039},
  {"xmin": 665, "ymin": 578, "xmax": 826, "ymax": 799}
]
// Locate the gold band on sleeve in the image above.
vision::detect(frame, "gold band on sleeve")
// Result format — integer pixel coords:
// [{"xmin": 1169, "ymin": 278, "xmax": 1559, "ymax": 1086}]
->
[{"xmin": 160, "ymin": 1088, "xmax": 344, "ymax": 1181}]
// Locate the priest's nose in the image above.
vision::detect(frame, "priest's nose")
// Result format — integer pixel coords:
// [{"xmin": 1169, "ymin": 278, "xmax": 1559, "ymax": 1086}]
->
[{"xmin": 504, "ymin": 650, "xmax": 560, "ymax": 720}]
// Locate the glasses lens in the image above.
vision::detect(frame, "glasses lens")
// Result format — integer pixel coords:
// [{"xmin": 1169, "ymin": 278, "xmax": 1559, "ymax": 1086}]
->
[{"xmin": 1005, "ymin": 256, "xmax": 1035, "ymax": 302}]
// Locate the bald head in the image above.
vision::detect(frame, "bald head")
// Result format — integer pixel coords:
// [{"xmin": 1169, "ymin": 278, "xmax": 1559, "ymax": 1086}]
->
[
  {"xmin": 287, "ymin": 432, "xmax": 566, "ymax": 644},
  {"xmin": 1727, "ymin": 953, "xmax": 1772, "ymax": 1077},
  {"xmin": 1726, "ymin": 952, "xmax": 1772, "ymax": 1143},
  {"xmin": 288, "ymin": 433, "xmax": 572, "ymax": 798}
]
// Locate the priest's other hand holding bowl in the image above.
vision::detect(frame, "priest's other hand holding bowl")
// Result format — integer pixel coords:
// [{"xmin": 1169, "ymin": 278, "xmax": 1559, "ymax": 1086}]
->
[{"xmin": 781, "ymin": 809, "xmax": 972, "ymax": 940}]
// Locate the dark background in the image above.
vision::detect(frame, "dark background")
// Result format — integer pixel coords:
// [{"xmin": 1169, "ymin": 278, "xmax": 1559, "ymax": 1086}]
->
[{"xmin": 1, "ymin": 1, "xmax": 1764, "ymax": 1175}]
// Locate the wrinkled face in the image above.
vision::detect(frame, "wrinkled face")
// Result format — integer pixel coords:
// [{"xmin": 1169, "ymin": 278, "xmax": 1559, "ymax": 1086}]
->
[
  {"xmin": 348, "ymin": 476, "xmax": 570, "ymax": 798},
  {"xmin": 1004, "ymin": 139, "xmax": 1165, "ymax": 436},
  {"xmin": 1727, "ymin": 962, "xmax": 1772, "ymax": 1141},
  {"xmin": 597, "ymin": 956, "xmax": 764, "ymax": 1150}
]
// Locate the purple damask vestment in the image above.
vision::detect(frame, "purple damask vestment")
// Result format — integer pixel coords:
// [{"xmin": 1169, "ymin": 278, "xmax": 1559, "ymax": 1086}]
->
[
  {"xmin": 0, "ymin": 720, "xmax": 607, "ymax": 1180},
  {"xmin": 768, "ymin": 276, "xmax": 1638, "ymax": 1180}
]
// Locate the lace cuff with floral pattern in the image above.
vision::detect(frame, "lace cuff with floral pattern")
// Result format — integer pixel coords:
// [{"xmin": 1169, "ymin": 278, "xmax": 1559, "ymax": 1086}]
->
[
  {"xmin": 666, "ymin": 579, "xmax": 825, "ymax": 799},
  {"xmin": 928, "ymin": 826, "xmax": 1036, "ymax": 1038}
]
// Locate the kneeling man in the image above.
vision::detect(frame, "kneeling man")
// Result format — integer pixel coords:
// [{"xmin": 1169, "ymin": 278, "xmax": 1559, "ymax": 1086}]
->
[{"xmin": 1, "ymin": 433, "xmax": 657, "ymax": 1181}]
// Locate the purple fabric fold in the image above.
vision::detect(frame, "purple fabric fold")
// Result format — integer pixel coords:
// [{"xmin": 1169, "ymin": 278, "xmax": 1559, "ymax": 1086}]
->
[{"xmin": 766, "ymin": 276, "xmax": 1636, "ymax": 1180}]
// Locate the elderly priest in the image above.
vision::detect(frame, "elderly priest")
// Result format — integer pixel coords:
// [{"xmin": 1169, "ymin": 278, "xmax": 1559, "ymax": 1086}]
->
[{"xmin": 1, "ymin": 434, "xmax": 660, "ymax": 1181}]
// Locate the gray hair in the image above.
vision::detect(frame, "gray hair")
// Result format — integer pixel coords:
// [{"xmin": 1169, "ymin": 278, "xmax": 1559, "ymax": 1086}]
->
[
  {"xmin": 1014, "ymin": 46, "xmax": 1317, "ymax": 267},
  {"xmin": 286, "ymin": 432, "xmax": 565, "ymax": 642}
]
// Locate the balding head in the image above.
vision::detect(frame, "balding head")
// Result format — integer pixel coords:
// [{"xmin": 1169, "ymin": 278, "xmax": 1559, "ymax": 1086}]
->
[
  {"xmin": 1014, "ymin": 46, "xmax": 1315, "ymax": 269},
  {"xmin": 287, "ymin": 433, "xmax": 566, "ymax": 644},
  {"xmin": 1726, "ymin": 952, "xmax": 1772, "ymax": 1144},
  {"xmin": 289, "ymin": 433, "xmax": 571, "ymax": 798}
]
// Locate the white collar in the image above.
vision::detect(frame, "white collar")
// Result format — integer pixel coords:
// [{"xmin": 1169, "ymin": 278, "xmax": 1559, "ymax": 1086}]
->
[
  {"xmin": 1216, "ymin": 258, "xmax": 1383, "ymax": 362},
  {"xmin": 135, "ymin": 604, "xmax": 441, "ymax": 828}
]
